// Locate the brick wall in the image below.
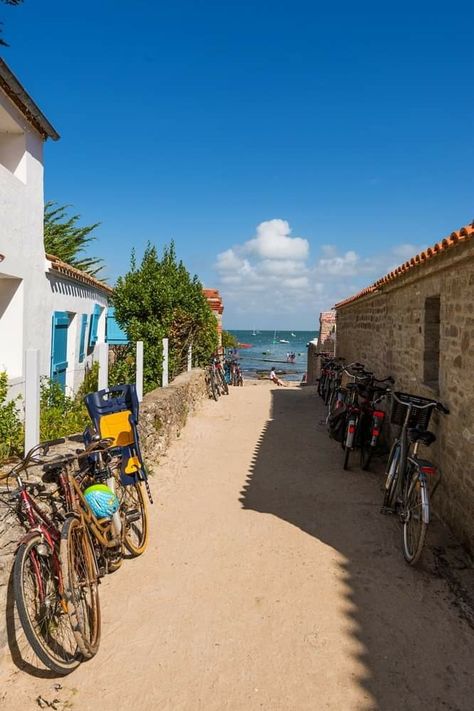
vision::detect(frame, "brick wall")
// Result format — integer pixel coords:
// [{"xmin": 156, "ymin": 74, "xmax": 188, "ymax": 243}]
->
[{"xmin": 335, "ymin": 240, "xmax": 474, "ymax": 553}]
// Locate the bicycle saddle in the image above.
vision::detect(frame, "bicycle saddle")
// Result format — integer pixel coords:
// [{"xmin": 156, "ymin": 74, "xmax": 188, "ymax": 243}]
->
[{"xmin": 408, "ymin": 428, "xmax": 436, "ymax": 446}]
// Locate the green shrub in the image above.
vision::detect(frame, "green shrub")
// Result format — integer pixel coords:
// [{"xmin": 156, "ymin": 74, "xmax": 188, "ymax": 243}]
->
[
  {"xmin": 40, "ymin": 378, "xmax": 89, "ymax": 441},
  {"xmin": 0, "ymin": 371, "xmax": 23, "ymax": 461}
]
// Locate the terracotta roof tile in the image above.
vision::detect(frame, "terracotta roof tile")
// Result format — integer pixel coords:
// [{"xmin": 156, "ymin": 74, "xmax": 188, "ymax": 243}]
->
[
  {"xmin": 46, "ymin": 253, "xmax": 113, "ymax": 295},
  {"xmin": 335, "ymin": 222, "xmax": 474, "ymax": 309}
]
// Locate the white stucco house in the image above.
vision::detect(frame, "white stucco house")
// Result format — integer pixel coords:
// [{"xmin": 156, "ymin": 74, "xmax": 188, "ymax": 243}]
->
[{"xmin": 0, "ymin": 59, "xmax": 123, "ymax": 399}]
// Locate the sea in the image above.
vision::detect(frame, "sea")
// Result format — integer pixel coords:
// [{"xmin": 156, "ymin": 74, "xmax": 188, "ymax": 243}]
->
[{"xmin": 228, "ymin": 330, "xmax": 319, "ymax": 381}]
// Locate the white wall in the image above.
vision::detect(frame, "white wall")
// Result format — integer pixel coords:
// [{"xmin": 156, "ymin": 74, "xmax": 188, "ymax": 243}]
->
[{"xmin": 0, "ymin": 85, "xmax": 110, "ymax": 401}]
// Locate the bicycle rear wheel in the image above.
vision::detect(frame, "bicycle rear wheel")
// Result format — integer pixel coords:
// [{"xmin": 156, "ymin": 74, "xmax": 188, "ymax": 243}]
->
[
  {"xmin": 208, "ymin": 372, "xmax": 218, "ymax": 401},
  {"xmin": 61, "ymin": 516, "xmax": 101, "ymax": 659},
  {"xmin": 13, "ymin": 534, "xmax": 80, "ymax": 674},
  {"xmin": 402, "ymin": 474, "xmax": 428, "ymax": 565}
]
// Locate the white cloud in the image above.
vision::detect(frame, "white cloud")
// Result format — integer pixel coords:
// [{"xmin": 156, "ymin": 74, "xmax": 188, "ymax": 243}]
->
[
  {"xmin": 245, "ymin": 219, "xmax": 309, "ymax": 261},
  {"xmin": 212, "ymin": 221, "xmax": 427, "ymax": 328}
]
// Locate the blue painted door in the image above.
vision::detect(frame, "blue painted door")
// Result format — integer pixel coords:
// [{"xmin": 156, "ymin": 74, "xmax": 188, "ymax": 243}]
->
[{"xmin": 51, "ymin": 311, "xmax": 69, "ymax": 389}]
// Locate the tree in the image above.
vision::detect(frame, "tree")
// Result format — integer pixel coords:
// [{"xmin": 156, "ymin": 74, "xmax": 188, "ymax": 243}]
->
[
  {"xmin": 222, "ymin": 330, "xmax": 238, "ymax": 349},
  {"xmin": 113, "ymin": 242, "xmax": 218, "ymax": 393},
  {"xmin": 44, "ymin": 202, "xmax": 104, "ymax": 277},
  {"xmin": 0, "ymin": 0, "xmax": 23, "ymax": 47}
]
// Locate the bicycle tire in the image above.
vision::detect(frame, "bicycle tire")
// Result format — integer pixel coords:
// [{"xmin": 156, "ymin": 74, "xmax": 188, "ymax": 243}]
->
[
  {"xmin": 324, "ymin": 379, "xmax": 332, "ymax": 406},
  {"xmin": 209, "ymin": 372, "xmax": 219, "ymax": 401},
  {"xmin": 402, "ymin": 474, "xmax": 428, "ymax": 565},
  {"xmin": 13, "ymin": 534, "xmax": 80, "ymax": 674},
  {"xmin": 360, "ymin": 445, "xmax": 373, "ymax": 471},
  {"xmin": 382, "ymin": 441, "xmax": 401, "ymax": 510},
  {"xmin": 121, "ymin": 481, "xmax": 149, "ymax": 556},
  {"xmin": 219, "ymin": 370, "xmax": 229, "ymax": 395},
  {"xmin": 61, "ymin": 516, "xmax": 101, "ymax": 659}
]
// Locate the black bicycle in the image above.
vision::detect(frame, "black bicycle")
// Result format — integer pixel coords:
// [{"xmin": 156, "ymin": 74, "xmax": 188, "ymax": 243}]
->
[{"xmin": 381, "ymin": 391, "xmax": 449, "ymax": 565}]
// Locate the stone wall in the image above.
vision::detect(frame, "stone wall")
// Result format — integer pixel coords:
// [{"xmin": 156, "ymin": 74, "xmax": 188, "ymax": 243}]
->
[
  {"xmin": 0, "ymin": 368, "xmax": 208, "ymax": 661},
  {"xmin": 318, "ymin": 310, "xmax": 336, "ymax": 354},
  {"xmin": 335, "ymin": 240, "xmax": 474, "ymax": 553}
]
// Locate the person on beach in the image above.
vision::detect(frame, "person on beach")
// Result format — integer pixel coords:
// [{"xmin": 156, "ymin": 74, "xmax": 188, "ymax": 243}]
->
[{"xmin": 270, "ymin": 367, "xmax": 287, "ymax": 386}]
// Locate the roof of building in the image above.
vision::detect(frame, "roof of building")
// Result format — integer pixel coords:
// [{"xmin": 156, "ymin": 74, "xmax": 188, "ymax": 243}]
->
[
  {"xmin": 47, "ymin": 253, "xmax": 113, "ymax": 295},
  {"xmin": 203, "ymin": 288, "xmax": 224, "ymax": 315},
  {"xmin": 0, "ymin": 59, "xmax": 59, "ymax": 141},
  {"xmin": 335, "ymin": 222, "xmax": 474, "ymax": 309}
]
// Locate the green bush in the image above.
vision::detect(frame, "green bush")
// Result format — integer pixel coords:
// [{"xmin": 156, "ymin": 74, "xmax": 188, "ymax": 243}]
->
[
  {"xmin": 113, "ymin": 242, "xmax": 218, "ymax": 393},
  {"xmin": 0, "ymin": 371, "xmax": 23, "ymax": 461},
  {"xmin": 39, "ymin": 378, "xmax": 90, "ymax": 442}
]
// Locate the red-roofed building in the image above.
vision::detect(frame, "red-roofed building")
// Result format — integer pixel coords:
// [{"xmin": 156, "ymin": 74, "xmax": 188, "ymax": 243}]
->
[
  {"xmin": 203, "ymin": 288, "xmax": 224, "ymax": 347},
  {"xmin": 334, "ymin": 222, "xmax": 474, "ymax": 553}
]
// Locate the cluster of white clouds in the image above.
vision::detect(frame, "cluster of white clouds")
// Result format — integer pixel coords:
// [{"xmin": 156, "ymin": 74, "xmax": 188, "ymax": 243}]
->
[{"xmin": 214, "ymin": 219, "xmax": 423, "ymax": 327}]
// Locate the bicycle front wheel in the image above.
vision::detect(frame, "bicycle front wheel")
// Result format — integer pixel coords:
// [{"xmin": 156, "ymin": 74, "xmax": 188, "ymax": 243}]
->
[
  {"xmin": 121, "ymin": 481, "xmax": 149, "ymax": 556},
  {"xmin": 402, "ymin": 474, "xmax": 428, "ymax": 565},
  {"xmin": 382, "ymin": 441, "xmax": 401, "ymax": 511},
  {"xmin": 219, "ymin": 370, "xmax": 229, "ymax": 395},
  {"xmin": 13, "ymin": 534, "xmax": 80, "ymax": 674},
  {"xmin": 61, "ymin": 516, "xmax": 101, "ymax": 659}
]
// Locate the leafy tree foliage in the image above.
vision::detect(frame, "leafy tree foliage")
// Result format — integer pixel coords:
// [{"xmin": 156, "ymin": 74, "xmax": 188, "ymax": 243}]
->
[
  {"xmin": 113, "ymin": 243, "xmax": 218, "ymax": 393},
  {"xmin": 222, "ymin": 330, "xmax": 238, "ymax": 348},
  {"xmin": 44, "ymin": 202, "xmax": 104, "ymax": 277},
  {"xmin": 0, "ymin": 0, "xmax": 23, "ymax": 47}
]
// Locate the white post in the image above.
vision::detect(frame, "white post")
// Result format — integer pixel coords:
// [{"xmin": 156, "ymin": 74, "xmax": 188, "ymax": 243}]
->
[
  {"xmin": 24, "ymin": 349, "xmax": 40, "ymax": 453},
  {"xmin": 162, "ymin": 337, "xmax": 169, "ymax": 388},
  {"xmin": 97, "ymin": 342, "xmax": 109, "ymax": 390},
  {"xmin": 187, "ymin": 344, "xmax": 192, "ymax": 372},
  {"xmin": 136, "ymin": 340, "xmax": 144, "ymax": 402}
]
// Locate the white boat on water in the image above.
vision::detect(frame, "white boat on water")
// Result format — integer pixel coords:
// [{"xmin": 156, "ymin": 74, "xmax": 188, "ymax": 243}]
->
[
  {"xmin": 280, "ymin": 339, "xmax": 290, "ymax": 344},
  {"xmin": 291, "ymin": 332, "xmax": 296, "ymax": 337}
]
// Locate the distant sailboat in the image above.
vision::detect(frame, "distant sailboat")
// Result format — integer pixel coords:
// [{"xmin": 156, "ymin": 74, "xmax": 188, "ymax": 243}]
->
[
  {"xmin": 252, "ymin": 329, "xmax": 257, "ymax": 336},
  {"xmin": 291, "ymin": 332, "xmax": 296, "ymax": 337}
]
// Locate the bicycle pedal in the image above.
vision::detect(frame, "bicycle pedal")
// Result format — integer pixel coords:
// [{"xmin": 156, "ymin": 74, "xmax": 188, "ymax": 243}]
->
[{"xmin": 125, "ymin": 508, "xmax": 140, "ymax": 523}]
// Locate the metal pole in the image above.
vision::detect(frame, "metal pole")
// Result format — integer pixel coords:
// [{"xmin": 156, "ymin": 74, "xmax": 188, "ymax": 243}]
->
[
  {"xmin": 162, "ymin": 337, "xmax": 169, "ymax": 388},
  {"xmin": 136, "ymin": 340, "xmax": 144, "ymax": 402},
  {"xmin": 187, "ymin": 343, "xmax": 192, "ymax": 372},
  {"xmin": 97, "ymin": 342, "xmax": 109, "ymax": 390},
  {"xmin": 24, "ymin": 349, "xmax": 40, "ymax": 453}
]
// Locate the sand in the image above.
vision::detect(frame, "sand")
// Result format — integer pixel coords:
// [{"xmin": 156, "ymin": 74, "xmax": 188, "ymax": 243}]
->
[{"xmin": 1, "ymin": 382, "xmax": 473, "ymax": 710}]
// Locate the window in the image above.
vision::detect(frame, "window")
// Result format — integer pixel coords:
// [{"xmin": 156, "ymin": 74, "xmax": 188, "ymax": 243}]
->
[{"xmin": 423, "ymin": 295, "xmax": 440, "ymax": 389}]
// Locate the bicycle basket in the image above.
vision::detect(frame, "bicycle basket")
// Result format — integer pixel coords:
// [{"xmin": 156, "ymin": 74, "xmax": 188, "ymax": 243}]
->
[{"xmin": 390, "ymin": 392, "xmax": 435, "ymax": 429}]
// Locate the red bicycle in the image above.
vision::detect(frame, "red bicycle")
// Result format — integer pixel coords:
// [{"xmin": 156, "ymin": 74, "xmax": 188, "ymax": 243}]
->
[{"xmin": 0, "ymin": 439, "xmax": 80, "ymax": 674}]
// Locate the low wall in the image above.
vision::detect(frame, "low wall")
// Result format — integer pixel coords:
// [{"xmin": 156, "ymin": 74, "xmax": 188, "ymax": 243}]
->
[
  {"xmin": 139, "ymin": 368, "xmax": 207, "ymax": 464},
  {"xmin": 0, "ymin": 368, "xmax": 207, "ymax": 664}
]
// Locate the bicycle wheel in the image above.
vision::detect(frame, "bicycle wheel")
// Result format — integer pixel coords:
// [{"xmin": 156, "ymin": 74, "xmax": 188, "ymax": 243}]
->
[
  {"xmin": 121, "ymin": 481, "xmax": 149, "ymax": 556},
  {"xmin": 61, "ymin": 516, "xmax": 101, "ymax": 659},
  {"xmin": 402, "ymin": 473, "xmax": 428, "ymax": 565},
  {"xmin": 13, "ymin": 534, "xmax": 80, "ymax": 674},
  {"xmin": 382, "ymin": 441, "xmax": 401, "ymax": 510},
  {"xmin": 209, "ymin": 372, "xmax": 218, "ymax": 401},
  {"xmin": 324, "ymin": 378, "xmax": 333, "ymax": 406},
  {"xmin": 342, "ymin": 416, "xmax": 357, "ymax": 471},
  {"xmin": 359, "ymin": 415, "xmax": 374, "ymax": 471},
  {"xmin": 219, "ymin": 370, "xmax": 229, "ymax": 395}
]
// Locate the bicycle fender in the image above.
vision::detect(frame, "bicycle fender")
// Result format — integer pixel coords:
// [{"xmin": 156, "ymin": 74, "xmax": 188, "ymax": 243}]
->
[{"xmin": 418, "ymin": 473, "xmax": 431, "ymax": 524}]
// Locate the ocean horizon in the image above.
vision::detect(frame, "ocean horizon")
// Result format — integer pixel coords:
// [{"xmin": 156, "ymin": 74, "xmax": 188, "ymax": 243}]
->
[{"xmin": 228, "ymin": 329, "xmax": 319, "ymax": 381}]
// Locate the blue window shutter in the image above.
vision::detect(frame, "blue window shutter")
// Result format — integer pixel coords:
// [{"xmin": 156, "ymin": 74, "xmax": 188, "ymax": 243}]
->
[
  {"xmin": 79, "ymin": 314, "xmax": 88, "ymax": 362},
  {"xmin": 51, "ymin": 311, "xmax": 69, "ymax": 390},
  {"xmin": 106, "ymin": 307, "xmax": 129, "ymax": 345},
  {"xmin": 88, "ymin": 304, "xmax": 101, "ymax": 349}
]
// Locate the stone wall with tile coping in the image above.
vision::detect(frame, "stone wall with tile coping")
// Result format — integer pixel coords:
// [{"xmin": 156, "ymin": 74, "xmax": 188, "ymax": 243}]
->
[{"xmin": 335, "ymin": 241, "xmax": 474, "ymax": 553}]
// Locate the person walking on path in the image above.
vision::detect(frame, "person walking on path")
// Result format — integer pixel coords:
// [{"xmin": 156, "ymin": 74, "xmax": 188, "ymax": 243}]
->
[{"xmin": 270, "ymin": 366, "xmax": 287, "ymax": 386}]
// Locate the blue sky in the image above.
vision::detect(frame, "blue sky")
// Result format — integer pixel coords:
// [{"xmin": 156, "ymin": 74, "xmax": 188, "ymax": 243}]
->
[{"xmin": 2, "ymin": 0, "xmax": 473, "ymax": 328}]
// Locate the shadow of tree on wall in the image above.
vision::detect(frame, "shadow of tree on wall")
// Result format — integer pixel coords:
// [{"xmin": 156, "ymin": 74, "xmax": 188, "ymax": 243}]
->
[{"xmin": 239, "ymin": 387, "xmax": 474, "ymax": 711}]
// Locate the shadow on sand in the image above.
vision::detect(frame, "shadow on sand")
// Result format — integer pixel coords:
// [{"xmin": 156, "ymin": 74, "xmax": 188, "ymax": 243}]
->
[{"xmin": 240, "ymin": 386, "xmax": 474, "ymax": 711}]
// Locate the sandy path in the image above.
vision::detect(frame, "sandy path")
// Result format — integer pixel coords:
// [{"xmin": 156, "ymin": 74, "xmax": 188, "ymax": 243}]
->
[{"xmin": 1, "ymin": 383, "xmax": 473, "ymax": 710}]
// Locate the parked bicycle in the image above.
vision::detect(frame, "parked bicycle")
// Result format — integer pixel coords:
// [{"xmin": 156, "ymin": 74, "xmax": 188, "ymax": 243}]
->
[
  {"xmin": 0, "ymin": 439, "xmax": 80, "ymax": 674},
  {"xmin": 381, "ymin": 390, "xmax": 449, "ymax": 564}
]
